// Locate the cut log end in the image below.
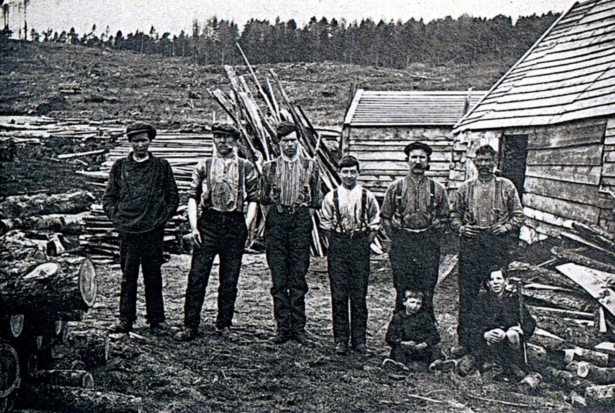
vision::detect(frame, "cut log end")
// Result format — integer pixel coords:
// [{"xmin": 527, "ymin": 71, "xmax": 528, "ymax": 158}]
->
[
  {"xmin": 0, "ymin": 343, "xmax": 20, "ymax": 398},
  {"xmin": 10, "ymin": 315, "xmax": 24, "ymax": 338},
  {"xmin": 78, "ymin": 258, "xmax": 97, "ymax": 307}
]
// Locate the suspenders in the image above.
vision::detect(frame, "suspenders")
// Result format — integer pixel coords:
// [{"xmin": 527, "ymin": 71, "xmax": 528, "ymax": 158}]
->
[
  {"xmin": 394, "ymin": 177, "xmax": 436, "ymax": 227},
  {"xmin": 333, "ymin": 187, "xmax": 368, "ymax": 234}
]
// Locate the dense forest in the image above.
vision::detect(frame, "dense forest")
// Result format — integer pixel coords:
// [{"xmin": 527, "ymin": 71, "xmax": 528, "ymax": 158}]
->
[{"xmin": 5, "ymin": 13, "xmax": 559, "ymax": 68}]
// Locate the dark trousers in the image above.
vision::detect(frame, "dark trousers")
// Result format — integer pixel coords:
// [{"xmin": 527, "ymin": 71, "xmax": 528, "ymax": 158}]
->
[
  {"xmin": 183, "ymin": 210, "xmax": 247, "ymax": 330},
  {"xmin": 390, "ymin": 230, "xmax": 441, "ymax": 319},
  {"xmin": 457, "ymin": 233, "xmax": 511, "ymax": 348},
  {"xmin": 390, "ymin": 344, "xmax": 441, "ymax": 366},
  {"xmin": 474, "ymin": 340, "xmax": 527, "ymax": 375},
  {"xmin": 119, "ymin": 227, "xmax": 165, "ymax": 325},
  {"xmin": 327, "ymin": 232, "xmax": 371, "ymax": 347},
  {"xmin": 265, "ymin": 207, "xmax": 312, "ymax": 335}
]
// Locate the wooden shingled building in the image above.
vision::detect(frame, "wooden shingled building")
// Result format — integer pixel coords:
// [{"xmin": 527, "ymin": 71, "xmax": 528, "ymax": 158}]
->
[
  {"xmin": 454, "ymin": 0, "xmax": 615, "ymax": 242},
  {"xmin": 341, "ymin": 90, "xmax": 486, "ymax": 198}
]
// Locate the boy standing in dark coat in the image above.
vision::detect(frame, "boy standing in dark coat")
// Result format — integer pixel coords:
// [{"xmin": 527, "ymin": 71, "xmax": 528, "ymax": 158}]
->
[{"xmin": 103, "ymin": 122, "xmax": 179, "ymax": 333}]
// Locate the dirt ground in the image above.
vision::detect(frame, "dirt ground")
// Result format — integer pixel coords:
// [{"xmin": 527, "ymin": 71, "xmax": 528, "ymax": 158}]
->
[{"xmin": 77, "ymin": 250, "xmax": 579, "ymax": 413}]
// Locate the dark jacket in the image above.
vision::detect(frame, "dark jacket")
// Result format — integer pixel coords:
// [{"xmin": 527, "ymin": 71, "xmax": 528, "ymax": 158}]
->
[
  {"xmin": 385, "ymin": 309, "xmax": 440, "ymax": 348},
  {"xmin": 103, "ymin": 153, "xmax": 179, "ymax": 234},
  {"xmin": 471, "ymin": 290, "xmax": 536, "ymax": 347}
]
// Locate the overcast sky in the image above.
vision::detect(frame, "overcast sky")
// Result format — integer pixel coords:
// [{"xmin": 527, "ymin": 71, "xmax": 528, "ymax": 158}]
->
[{"xmin": 15, "ymin": 0, "xmax": 571, "ymax": 36}]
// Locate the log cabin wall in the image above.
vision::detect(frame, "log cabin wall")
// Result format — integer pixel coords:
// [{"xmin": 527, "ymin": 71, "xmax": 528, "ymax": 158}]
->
[
  {"xmin": 344, "ymin": 126, "xmax": 453, "ymax": 198},
  {"xmin": 518, "ymin": 117, "xmax": 615, "ymax": 238}
]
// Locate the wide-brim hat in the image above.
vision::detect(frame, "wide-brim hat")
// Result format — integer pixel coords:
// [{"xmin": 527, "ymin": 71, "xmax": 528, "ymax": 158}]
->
[{"xmin": 404, "ymin": 141, "xmax": 433, "ymax": 157}]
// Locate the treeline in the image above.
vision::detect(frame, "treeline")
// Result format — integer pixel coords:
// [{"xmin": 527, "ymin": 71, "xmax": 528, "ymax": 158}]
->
[{"xmin": 23, "ymin": 13, "xmax": 559, "ymax": 68}]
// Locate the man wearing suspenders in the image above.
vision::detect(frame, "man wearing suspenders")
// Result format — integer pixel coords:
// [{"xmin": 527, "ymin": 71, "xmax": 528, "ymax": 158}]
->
[
  {"xmin": 320, "ymin": 156, "xmax": 380, "ymax": 355},
  {"xmin": 261, "ymin": 122, "xmax": 322, "ymax": 347},
  {"xmin": 174, "ymin": 123, "xmax": 260, "ymax": 342},
  {"xmin": 381, "ymin": 142, "xmax": 449, "ymax": 320},
  {"xmin": 450, "ymin": 144, "xmax": 524, "ymax": 355}
]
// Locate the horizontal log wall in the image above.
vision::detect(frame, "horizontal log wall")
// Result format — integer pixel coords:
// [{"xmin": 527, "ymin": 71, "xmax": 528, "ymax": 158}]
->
[
  {"xmin": 599, "ymin": 118, "xmax": 615, "ymax": 234},
  {"xmin": 522, "ymin": 117, "xmax": 615, "ymax": 237},
  {"xmin": 344, "ymin": 126, "xmax": 454, "ymax": 198}
]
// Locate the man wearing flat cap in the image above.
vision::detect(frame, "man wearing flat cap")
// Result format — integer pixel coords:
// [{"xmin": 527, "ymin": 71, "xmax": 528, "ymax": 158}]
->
[
  {"xmin": 174, "ymin": 122, "xmax": 259, "ymax": 342},
  {"xmin": 103, "ymin": 121, "xmax": 179, "ymax": 334},
  {"xmin": 381, "ymin": 142, "xmax": 449, "ymax": 319}
]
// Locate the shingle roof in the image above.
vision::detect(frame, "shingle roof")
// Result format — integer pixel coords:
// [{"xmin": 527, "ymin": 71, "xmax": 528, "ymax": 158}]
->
[
  {"xmin": 455, "ymin": 0, "xmax": 615, "ymax": 132},
  {"xmin": 343, "ymin": 90, "xmax": 486, "ymax": 127}
]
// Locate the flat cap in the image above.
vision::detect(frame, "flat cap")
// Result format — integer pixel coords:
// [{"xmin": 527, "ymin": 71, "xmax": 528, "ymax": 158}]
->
[
  {"xmin": 211, "ymin": 122, "xmax": 240, "ymax": 138},
  {"xmin": 404, "ymin": 141, "xmax": 433, "ymax": 157},
  {"xmin": 126, "ymin": 122, "xmax": 156, "ymax": 141}
]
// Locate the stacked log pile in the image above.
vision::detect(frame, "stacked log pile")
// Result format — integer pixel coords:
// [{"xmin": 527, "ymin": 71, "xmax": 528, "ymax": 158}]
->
[
  {"xmin": 0, "ymin": 238, "xmax": 142, "ymax": 412},
  {"xmin": 510, "ymin": 220, "xmax": 615, "ymax": 407}
]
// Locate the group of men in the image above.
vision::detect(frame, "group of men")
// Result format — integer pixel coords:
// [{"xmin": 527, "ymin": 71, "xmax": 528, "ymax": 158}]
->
[{"xmin": 102, "ymin": 120, "xmax": 527, "ymax": 367}]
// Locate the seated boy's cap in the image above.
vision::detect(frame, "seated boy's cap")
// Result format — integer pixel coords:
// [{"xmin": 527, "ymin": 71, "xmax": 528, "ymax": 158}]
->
[
  {"xmin": 212, "ymin": 122, "xmax": 240, "ymax": 138},
  {"xmin": 126, "ymin": 122, "xmax": 156, "ymax": 141},
  {"xmin": 404, "ymin": 141, "xmax": 433, "ymax": 157}
]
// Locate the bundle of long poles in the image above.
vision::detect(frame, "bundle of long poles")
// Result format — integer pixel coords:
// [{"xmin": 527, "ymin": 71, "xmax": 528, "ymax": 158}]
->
[{"xmin": 208, "ymin": 44, "xmax": 342, "ymax": 256}]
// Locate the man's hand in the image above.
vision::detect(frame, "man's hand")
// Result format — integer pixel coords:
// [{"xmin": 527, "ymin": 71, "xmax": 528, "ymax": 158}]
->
[
  {"xmin": 401, "ymin": 340, "xmax": 417, "ymax": 350},
  {"xmin": 484, "ymin": 328, "xmax": 506, "ymax": 345},
  {"xmin": 459, "ymin": 224, "xmax": 481, "ymax": 238},
  {"xmin": 415, "ymin": 342, "xmax": 428, "ymax": 351},
  {"xmin": 488, "ymin": 222, "xmax": 509, "ymax": 236},
  {"xmin": 190, "ymin": 228, "xmax": 202, "ymax": 246}
]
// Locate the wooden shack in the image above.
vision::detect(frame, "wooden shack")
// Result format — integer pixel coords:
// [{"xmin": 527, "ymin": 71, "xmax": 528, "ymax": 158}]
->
[
  {"xmin": 453, "ymin": 0, "xmax": 615, "ymax": 242},
  {"xmin": 341, "ymin": 90, "xmax": 486, "ymax": 197}
]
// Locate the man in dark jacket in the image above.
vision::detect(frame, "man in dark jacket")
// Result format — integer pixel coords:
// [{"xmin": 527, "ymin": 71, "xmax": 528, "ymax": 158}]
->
[{"xmin": 103, "ymin": 122, "xmax": 179, "ymax": 333}]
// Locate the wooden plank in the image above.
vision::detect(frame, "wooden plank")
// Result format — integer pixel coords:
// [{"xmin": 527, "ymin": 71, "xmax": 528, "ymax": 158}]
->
[
  {"xmin": 603, "ymin": 163, "xmax": 615, "ymax": 177},
  {"xmin": 353, "ymin": 151, "xmax": 450, "ymax": 162},
  {"xmin": 526, "ymin": 165, "xmax": 602, "ymax": 185},
  {"xmin": 523, "ymin": 206, "xmax": 571, "ymax": 228},
  {"xmin": 556, "ymin": 263, "xmax": 615, "ymax": 318},
  {"xmin": 523, "ymin": 193, "xmax": 601, "ymax": 223},
  {"xmin": 525, "ymin": 217, "xmax": 564, "ymax": 238},
  {"xmin": 528, "ymin": 121, "xmax": 607, "ymax": 150},
  {"xmin": 524, "ymin": 177, "xmax": 614, "ymax": 208},
  {"xmin": 606, "ymin": 151, "xmax": 615, "ymax": 162},
  {"xmin": 527, "ymin": 144, "xmax": 603, "ymax": 166}
]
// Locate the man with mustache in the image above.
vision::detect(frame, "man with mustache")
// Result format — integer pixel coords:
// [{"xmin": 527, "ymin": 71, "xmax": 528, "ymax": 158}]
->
[
  {"xmin": 450, "ymin": 144, "xmax": 524, "ymax": 355},
  {"xmin": 381, "ymin": 142, "xmax": 449, "ymax": 319},
  {"xmin": 174, "ymin": 123, "xmax": 259, "ymax": 342}
]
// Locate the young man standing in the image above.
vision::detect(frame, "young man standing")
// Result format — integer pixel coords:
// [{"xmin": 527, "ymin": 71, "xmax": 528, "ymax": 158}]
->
[
  {"xmin": 450, "ymin": 144, "xmax": 524, "ymax": 354},
  {"xmin": 174, "ymin": 123, "xmax": 259, "ymax": 342},
  {"xmin": 261, "ymin": 121, "xmax": 321, "ymax": 347},
  {"xmin": 380, "ymin": 142, "xmax": 449, "ymax": 318},
  {"xmin": 103, "ymin": 121, "xmax": 179, "ymax": 334},
  {"xmin": 320, "ymin": 155, "xmax": 380, "ymax": 355}
]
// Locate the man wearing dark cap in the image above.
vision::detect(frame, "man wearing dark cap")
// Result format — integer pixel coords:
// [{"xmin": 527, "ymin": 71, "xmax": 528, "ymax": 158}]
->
[
  {"xmin": 103, "ymin": 121, "xmax": 179, "ymax": 334},
  {"xmin": 380, "ymin": 142, "xmax": 449, "ymax": 319},
  {"xmin": 174, "ymin": 122, "xmax": 260, "ymax": 342},
  {"xmin": 450, "ymin": 144, "xmax": 524, "ymax": 355},
  {"xmin": 261, "ymin": 121, "xmax": 321, "ymax": 347}
]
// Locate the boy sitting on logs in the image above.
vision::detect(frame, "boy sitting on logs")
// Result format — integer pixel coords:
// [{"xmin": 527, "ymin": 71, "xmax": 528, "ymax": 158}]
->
[{"xmin": 469, "ymin": 266, "xmax": 537, "ymax": 381}]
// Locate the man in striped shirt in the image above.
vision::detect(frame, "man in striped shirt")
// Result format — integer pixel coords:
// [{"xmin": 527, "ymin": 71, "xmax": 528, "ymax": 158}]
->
[
  {"xmin": 450, "ymin": 144, "xmax": 524, "ymax": 354},
  {"xmin": 174, "ymin": 123, "xmax": 260, "ymax": 342},
  {"xmin": 320, "ymin": 155, "xmax": 380, "ymax": 355},
  {"xmin": 261, "ymin": 122, "xmax": 322, "ymax": 347},
  {"xmin": 381, "ymin": 142, "xmax": 450, "ymax": 319}
]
